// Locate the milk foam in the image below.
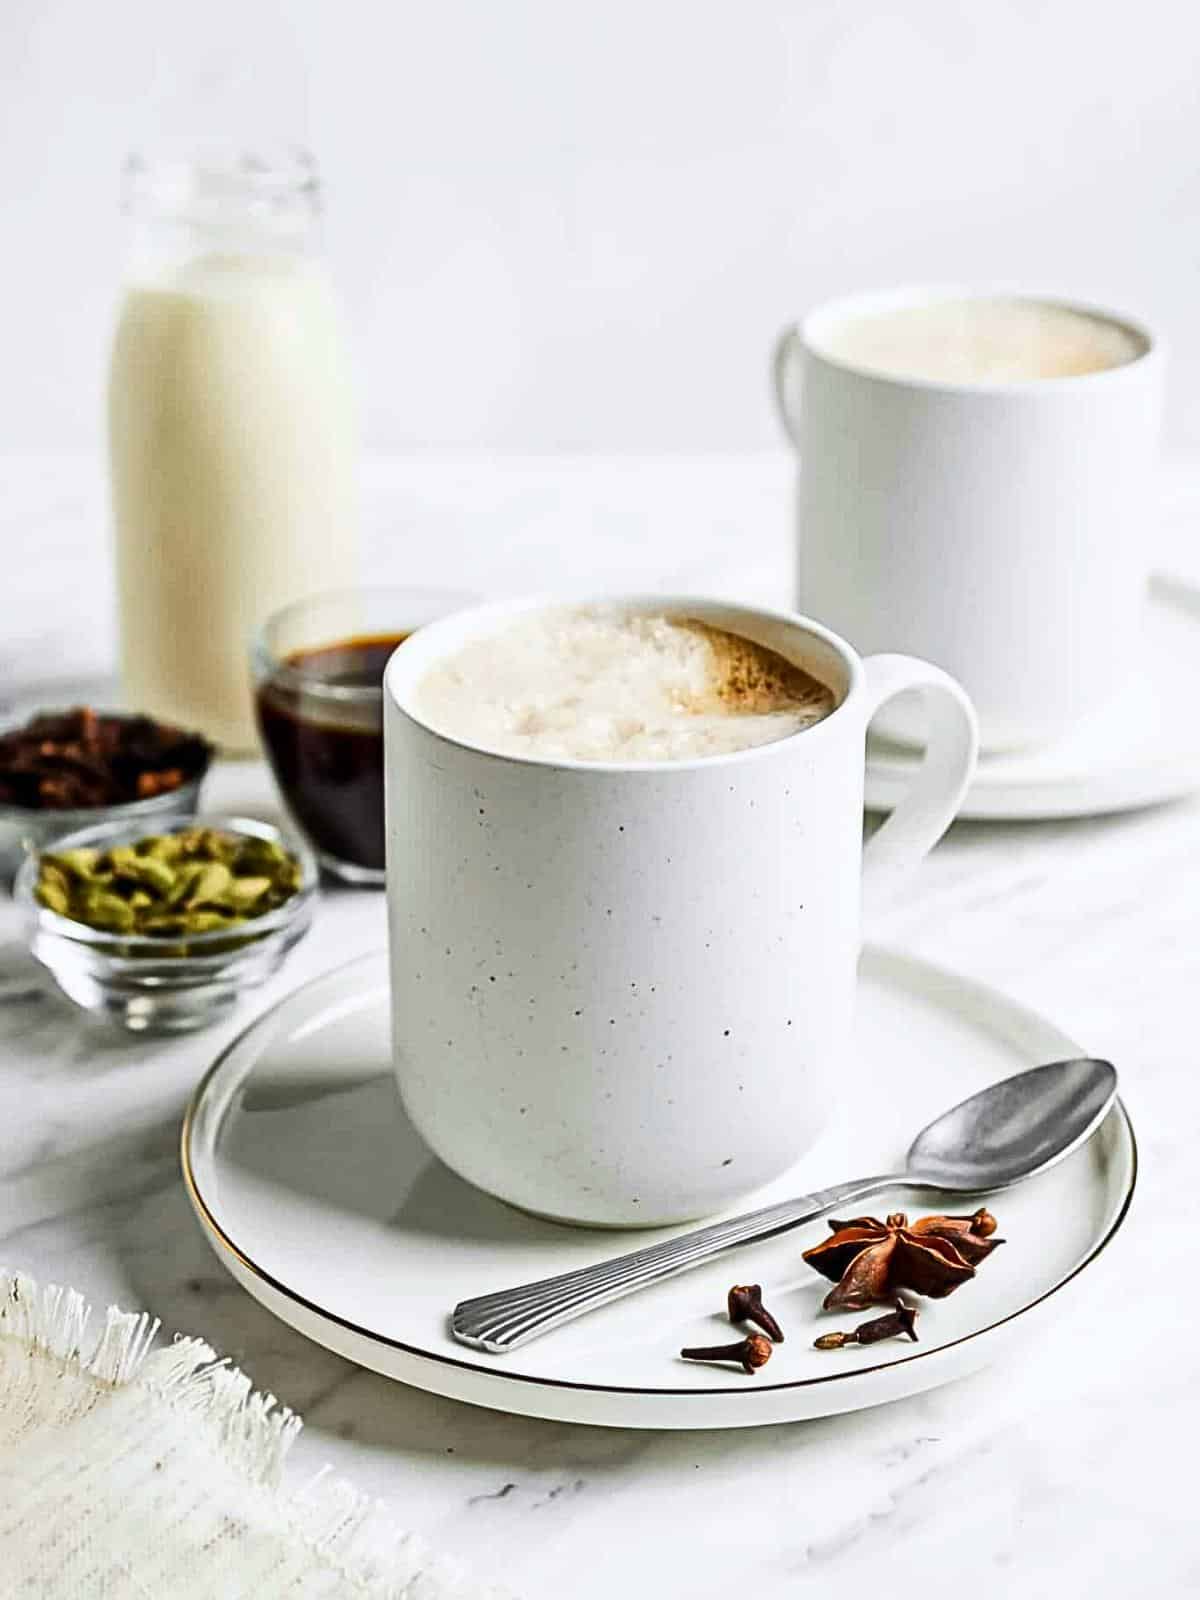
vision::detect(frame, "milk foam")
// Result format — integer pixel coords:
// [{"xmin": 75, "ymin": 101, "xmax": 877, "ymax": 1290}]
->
[
  {"xmin": 414, "ymin": 609, "xmax": 836, "ymax": 762},
  {"xmin": 819, "ymin": 297, "xmax": 1145, "ymax": 384}
]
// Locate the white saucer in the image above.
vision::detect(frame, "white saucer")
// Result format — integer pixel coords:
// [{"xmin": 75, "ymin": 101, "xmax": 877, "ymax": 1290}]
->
[
  {"xmin": 182, "ymin": 949, "xmax": 1135, "ymax": 1430},
  {"xmin": 866, "ymin": 573, "xmax": 1200, "ymax": 820}
]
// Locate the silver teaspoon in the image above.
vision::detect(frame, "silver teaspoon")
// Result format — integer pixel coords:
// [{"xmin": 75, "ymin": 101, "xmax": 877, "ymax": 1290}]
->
[{"xmin": 451, "ymin": 1057, "xmax": 1117, "ymax": 1353}]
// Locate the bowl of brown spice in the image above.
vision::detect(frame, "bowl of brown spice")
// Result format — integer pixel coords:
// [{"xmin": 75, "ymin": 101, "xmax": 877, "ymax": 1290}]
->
[
  {"xmin": 0, "ymin": 707, "xmax": 212, "ymax": 884},
  {"xmin": 14, "ymin": 815, "xmax": 316, "ymax": 1033}
]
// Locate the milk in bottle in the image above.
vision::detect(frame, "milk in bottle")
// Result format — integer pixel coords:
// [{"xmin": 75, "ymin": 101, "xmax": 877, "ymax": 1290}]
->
[{"xmin": 108, "ymin": 148, "xmax": 358, "ymax": 750}]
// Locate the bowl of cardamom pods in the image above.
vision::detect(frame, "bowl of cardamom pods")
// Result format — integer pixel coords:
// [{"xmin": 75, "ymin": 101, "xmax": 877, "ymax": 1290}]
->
[{"xmin": 14, "ymin": 815, "xmax": 318, "ymax": 1033}]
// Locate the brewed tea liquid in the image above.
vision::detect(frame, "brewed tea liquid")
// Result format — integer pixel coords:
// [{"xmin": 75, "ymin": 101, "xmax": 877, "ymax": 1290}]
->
[{"xmin": 256, "ymin": 633, "xmax": 407, "ymax": 873}]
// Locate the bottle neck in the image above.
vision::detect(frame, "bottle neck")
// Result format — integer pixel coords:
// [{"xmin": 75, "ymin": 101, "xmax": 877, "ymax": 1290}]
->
[{"xmin": 121, "ymin": 145, "xmax": 322, "ymax": 274}]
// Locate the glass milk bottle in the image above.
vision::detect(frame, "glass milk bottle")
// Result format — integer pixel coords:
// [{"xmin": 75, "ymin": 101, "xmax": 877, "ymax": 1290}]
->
[{"xmin": 108, "ymin": 146, "xmax": 358, "ymax": 751}]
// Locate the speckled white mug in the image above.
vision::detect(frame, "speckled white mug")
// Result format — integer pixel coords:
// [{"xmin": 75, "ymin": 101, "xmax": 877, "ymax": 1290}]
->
[{"xmin": 384, "ymin": 595, "xmax": 977, "ymax": 1227}]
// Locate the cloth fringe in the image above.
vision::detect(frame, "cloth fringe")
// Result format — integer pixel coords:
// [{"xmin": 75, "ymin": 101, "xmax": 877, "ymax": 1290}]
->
[{"xmin": 0, "ymin": 1269, "xmax": 509, "ymax": 1599}]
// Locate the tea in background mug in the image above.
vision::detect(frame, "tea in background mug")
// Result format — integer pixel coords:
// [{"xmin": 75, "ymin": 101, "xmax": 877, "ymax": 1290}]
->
[
  {"xmin": 384, "ymin": 595, "xmax": 977, "ymax": 1228},
  {"xmin": 774, "ymin": 288, "xmax": 1163, "ymax": 751}
]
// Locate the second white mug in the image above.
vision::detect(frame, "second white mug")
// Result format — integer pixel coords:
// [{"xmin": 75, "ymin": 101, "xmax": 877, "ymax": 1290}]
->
[{"xmin": 775, "ymin": 287, "xmax": 1163, "ymax": 752}]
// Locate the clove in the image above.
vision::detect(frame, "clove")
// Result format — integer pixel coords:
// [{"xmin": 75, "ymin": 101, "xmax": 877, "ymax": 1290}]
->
[
  {"xmin": 727, "ymin": 1283, "xmax": 785, "ymax": 1342},
  {"xmin": 813, "ymin": 1300, "xmax": 919, "ymax": 1350},
  {"xmin": 680, "ymin": 1334, "xmax": 774, "ymax": 1374}
]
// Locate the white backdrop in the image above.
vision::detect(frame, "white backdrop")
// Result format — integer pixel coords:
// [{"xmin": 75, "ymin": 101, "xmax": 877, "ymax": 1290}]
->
[{"xmin": 2, "ymin": 0, "xmax": 1197, "ymax": 454}]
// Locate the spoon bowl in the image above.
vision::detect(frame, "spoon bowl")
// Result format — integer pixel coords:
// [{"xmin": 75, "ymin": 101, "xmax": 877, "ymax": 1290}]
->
[{"xmin": 905, "ymin": 1057, "xmax": 1118, "ymax": 1192}]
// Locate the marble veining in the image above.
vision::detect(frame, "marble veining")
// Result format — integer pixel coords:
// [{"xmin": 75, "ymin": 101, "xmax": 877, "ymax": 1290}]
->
[{"xmin": 1, "ymin": 454, "xmax": 1197, "ymax": 1596}]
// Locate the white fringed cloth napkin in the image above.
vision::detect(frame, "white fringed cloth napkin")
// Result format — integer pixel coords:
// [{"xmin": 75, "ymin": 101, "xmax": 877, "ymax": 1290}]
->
[{"xmin": 0, "ymin": 1270, "xmax": 511, "ymax": 1599}]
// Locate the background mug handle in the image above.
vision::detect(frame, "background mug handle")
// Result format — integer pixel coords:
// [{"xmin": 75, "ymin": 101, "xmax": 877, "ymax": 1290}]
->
[
  {"xmin": 772, "ymin": 323, "xmax": 805, "ymax": 449},
  {"xmin": 860, "ymin": 654, "xmax": 978, "ymax": 915}
]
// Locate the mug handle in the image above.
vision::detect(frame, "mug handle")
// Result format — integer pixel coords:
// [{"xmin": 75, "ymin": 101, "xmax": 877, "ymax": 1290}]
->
[
  {"xmin": 860, "ymin": 654, "xmax": 978, "ymax": 914},
  {"xmin": 772, "ymin": 323, "xmax": 804, "ymax": 449}
]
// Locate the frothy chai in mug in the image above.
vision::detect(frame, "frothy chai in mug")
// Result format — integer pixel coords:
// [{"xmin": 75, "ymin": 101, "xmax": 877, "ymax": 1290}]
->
[
  {"xmin": 413, "ymin": 608, "xmax": 837, "ymax": 762},
  {"xmin": 818, "ymin": 297, "xmax": 1147, "ymax": 385}
]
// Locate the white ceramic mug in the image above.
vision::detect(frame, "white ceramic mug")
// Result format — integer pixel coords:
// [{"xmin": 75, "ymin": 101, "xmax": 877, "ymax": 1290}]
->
[
  {"xmin": 383, "ymin": 595, "xmax": 977, "ymax": 1228},
  {"xmin": 774, "ymin": 287, "xmax": 1163, "ymax": 751}
]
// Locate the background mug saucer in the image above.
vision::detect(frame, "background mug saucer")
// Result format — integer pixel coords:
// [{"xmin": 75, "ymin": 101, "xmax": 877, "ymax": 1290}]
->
[
  {"xmin": 182, "ymin": 948, "xmax": 1135, "ymax": 1430},
  {"xmin": 865, "ymin": 573, "xmax": 1200, "ymax": 821}
]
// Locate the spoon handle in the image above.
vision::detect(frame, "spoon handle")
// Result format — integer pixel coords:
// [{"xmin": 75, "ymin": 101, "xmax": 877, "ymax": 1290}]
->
[{"xmin": 451, "ymin": 1175, "xmax": 899, "ymax": 1353}]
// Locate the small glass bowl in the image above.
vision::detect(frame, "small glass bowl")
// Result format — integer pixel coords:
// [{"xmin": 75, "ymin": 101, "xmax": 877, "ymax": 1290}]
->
[
  {"xmin": 14, "ymin": 814, "xmax": 317, "ymax": 1034},
  {"xmin": 251, "ymin": 585, "xmax": 475, "ymax": 886},
  {"xmin": 0, "ymin": 708, "xmax": 211, "ymax": 886}
]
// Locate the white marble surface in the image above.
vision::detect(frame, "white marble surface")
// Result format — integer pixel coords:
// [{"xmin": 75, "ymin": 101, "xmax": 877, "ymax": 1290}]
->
[{"xmin": 2, "ymin": 454, "xmax": 1198, "ymax": 1597}]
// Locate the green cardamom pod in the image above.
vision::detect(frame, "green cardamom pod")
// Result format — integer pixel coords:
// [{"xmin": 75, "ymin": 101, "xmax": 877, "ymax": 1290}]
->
[
  {"xmin": 120, "ymin": 855, "xmax": 177, "ymax": 896},
  {"xmin": 42, "ymin": 848, "xmax": 99, "ymax": 880},
  {"xmin": 234, "ymin": 837, "xmax": 289, "ymax": 874},
  {"xmin": 186, "ymin": 862, "xmax": 232, "ymax": 906},
  {"xmin": 80, "ymin": 889, "xmax": 135, "ymax": 931},
  {"xmin": 224, "ymin": 875, "xmax": 272, "ymax": 909},
  {"xmin": 164, "ymin": 861, "xmax": 207, "ymax": 906},
  {"xmin": 35, "ymin": 878, "xmax": 71, "ymax": 916},
  {"xmin": 104, "ymin": 845, "xmax": 140, "ymax": 875},
  {"xmin": 136, "ymin": 833, "xmax": 183, "ymax": 862}
]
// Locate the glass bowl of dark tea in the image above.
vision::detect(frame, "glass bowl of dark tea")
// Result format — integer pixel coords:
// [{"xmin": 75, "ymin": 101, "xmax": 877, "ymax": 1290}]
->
[{"xmin": 252, "ymin": 587, "xmax": 476, "ymax": 884}]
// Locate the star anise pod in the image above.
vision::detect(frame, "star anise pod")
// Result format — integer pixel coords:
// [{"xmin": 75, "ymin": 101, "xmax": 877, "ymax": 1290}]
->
[{"xmin": 802, "ymin": 1208, "xmax": 1003, "ymax": 1311}]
